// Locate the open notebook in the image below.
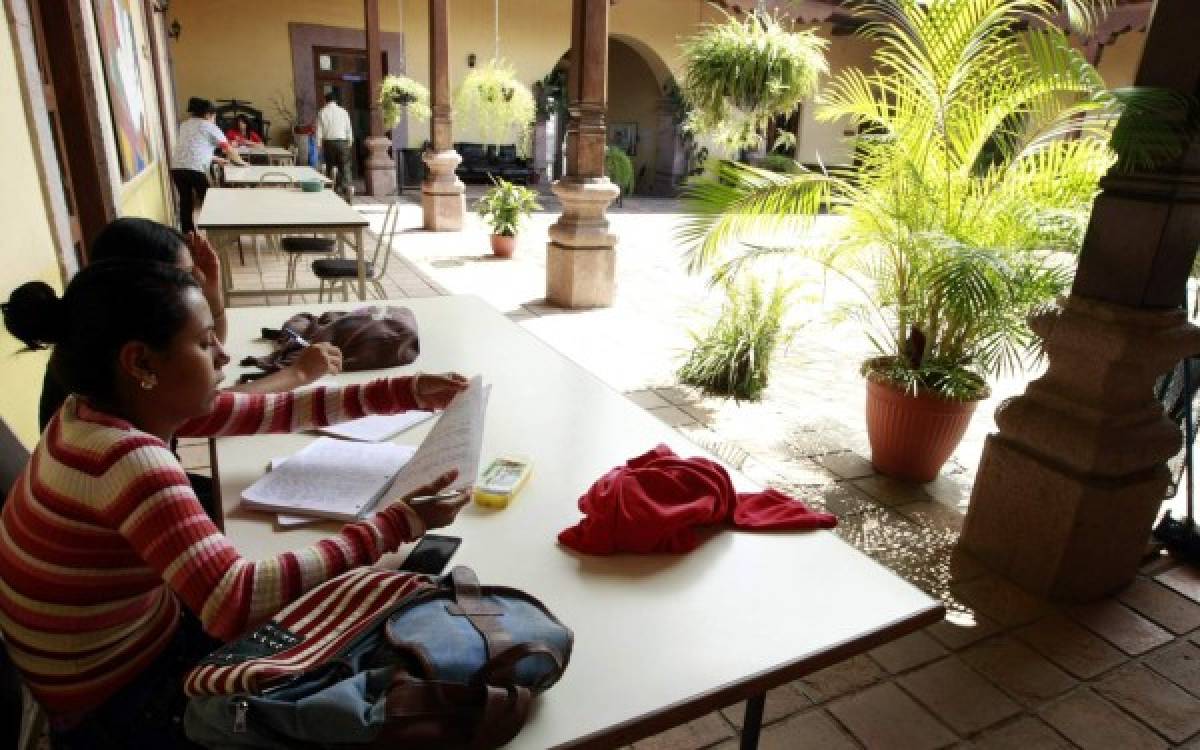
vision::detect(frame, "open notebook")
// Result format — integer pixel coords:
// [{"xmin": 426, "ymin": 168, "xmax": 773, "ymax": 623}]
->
[{"xmin": 241, "ymin": 437, "xmax": 416, "ymax": 522}]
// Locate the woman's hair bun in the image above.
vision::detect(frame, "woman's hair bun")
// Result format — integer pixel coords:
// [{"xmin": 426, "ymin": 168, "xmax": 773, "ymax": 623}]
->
[{"xmin": 2, "ymin": 281, "xmax": 67, "ymax": 350}]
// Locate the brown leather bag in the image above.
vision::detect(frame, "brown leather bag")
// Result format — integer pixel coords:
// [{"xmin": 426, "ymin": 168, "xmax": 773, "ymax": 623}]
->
[{"xmin": 241, "ymin": 305, "xmax": 420, "ymax": 374}]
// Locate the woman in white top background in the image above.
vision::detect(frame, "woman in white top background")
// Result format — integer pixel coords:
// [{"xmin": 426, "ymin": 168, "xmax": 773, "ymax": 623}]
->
[{"xmin": 170, "ymin": 97, "xmax": 245, "ymax": 232}]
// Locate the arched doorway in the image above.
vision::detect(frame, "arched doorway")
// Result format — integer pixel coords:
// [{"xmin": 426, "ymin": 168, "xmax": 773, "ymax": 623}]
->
[{"xmin": 539, "ymin": 35, "xmax": 685, "ymax": 195}]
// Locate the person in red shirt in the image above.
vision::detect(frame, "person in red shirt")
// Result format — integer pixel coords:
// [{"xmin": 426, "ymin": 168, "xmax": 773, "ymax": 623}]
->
[{"xmin": 224, "ymin": 114, "xmax": 263, "ymax": 146}]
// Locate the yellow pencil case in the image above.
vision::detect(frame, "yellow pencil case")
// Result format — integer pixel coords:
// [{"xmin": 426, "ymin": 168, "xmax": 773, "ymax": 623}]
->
[{"xmin": 473, "ymin": 456, "xmax": 532, "ymax": 509}]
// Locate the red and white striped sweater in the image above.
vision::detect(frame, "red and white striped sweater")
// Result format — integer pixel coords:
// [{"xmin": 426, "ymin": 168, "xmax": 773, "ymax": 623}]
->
[{"xmin": 0, "ymin": 378, "xmax": 428, "ymax": 714}]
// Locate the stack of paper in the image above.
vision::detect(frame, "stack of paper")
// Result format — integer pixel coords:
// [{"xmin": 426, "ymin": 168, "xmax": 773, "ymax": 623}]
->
[
  {"xmin": 388, "ymin": 374, "xmax": 488, "ymax": 499},
  {"xmin": 241, "ymin": 437, "xmax": 415, "ymax": 522},
  {"xmin": 318, "ymin": 411, "xmax": 433, "ymax": 442}
]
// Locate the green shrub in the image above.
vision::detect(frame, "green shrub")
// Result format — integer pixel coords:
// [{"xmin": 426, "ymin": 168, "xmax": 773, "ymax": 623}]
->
[
  {"xmin": 605, "ymin": 146, "xmax": 635, "ymax": 195},
  {"xmin": 678, "ymin": 277, "xmax": 796, "ymax": 400}
]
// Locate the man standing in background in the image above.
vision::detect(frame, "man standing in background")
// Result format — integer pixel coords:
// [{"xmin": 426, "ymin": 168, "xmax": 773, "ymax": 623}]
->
[{"xmin": 316, "ymin": 91, "xmax": 354, "ymax": 198}]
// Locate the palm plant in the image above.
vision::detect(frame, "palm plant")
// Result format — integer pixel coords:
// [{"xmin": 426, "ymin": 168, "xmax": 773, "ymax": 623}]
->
[
  {"xmin": 475, "ymin": 178, "xmax": 542, "ymax": 237},
  {"xmin": 680, "ymin": 0, "xmax": 1188, "ymax": 401},
  {"xmin": 680, "ymin": 9, "xmax": 828, "ymax": 151}
]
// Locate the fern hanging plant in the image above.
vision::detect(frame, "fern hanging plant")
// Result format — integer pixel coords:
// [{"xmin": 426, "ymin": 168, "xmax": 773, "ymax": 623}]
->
[
  {"xmin": 454, "ymin": 60, "xmax": 536, "ymax": 155},
  {"xmin": 680, "ymin": 9, "xmax": 828, "ymax": 150},
  {"xmin": 378, "ymin": 75, "xmax": 431, "ymax": 128}
]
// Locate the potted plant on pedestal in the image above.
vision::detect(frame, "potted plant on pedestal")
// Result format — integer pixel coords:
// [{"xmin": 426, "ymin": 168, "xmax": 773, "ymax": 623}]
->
[
  {"xmin": 474, "ymin": 177, "xmax": 541, "ymax": 258},
  {"xmin": 679, "ymin": 0, "xmax": 1186, "ymax": 481}
]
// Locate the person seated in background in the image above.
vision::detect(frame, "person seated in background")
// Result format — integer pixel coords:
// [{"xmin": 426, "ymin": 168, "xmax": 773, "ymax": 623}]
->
[
  {"xmin": 0, "ymin": 261, "xmax": 471, "ymax": 748},
  {"xmin": 224, "ymin": 114, "xmax": 263, "ymax": 147}
]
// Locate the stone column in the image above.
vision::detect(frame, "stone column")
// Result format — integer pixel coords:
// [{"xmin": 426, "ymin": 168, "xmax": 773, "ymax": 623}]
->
[
  {"xmin": 364, "ymin": 0, "xmax": 396, "ymax": 196},
  {"xmin": 421, "ymin": 0, "xmax": 465, "ymax": 231},
  {"xmin": 960, "ymin": 0, "xmax": 1200, "ymax": 601},
  {"xmin": 546, "ymin": 0, "xmax": 621, "ymax": 308}
]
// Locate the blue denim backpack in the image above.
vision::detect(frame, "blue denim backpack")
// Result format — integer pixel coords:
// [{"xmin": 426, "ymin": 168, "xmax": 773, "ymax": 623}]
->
[{"xmin": 183, "ymin": 566, "xmax": 573, "ymax": 749}]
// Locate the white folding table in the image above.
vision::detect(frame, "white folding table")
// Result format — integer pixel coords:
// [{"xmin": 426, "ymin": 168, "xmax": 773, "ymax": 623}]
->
[
  {"xmin": 196, "ymin": 187, "xmax": 369, "ymax": 301},
  {"xmin": 211, "ymin": 296, "xmax": 943, "ymax": 749},
  {"xmin": 221, "ymin": 165, "xmax": 332, "ymax": 188}
]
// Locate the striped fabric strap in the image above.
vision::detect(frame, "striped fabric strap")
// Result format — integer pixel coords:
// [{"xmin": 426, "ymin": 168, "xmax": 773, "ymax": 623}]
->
[{"xmin": 185, "ymin": 568, "xmax": 429, "ymax": 697}]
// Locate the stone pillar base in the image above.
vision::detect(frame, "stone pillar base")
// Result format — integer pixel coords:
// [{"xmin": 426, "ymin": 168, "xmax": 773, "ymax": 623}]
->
[
  {"xmin": 421, "ymin": 149, "xmax": 465, "ymax": 231},
  {"xmin": 961, "ymin": 295, "xmax": 1200, "ymax": 601},
  {"xmin": 963, "ymin": 435, "xmax": 1167, "ymax": 601},
  {"xmin": 546, "ymin": 177, "xmax": 620, "ymax": 308},
  {"xmin": 364, "ymin": 136, "xmax": 396, "ymax": 197}
]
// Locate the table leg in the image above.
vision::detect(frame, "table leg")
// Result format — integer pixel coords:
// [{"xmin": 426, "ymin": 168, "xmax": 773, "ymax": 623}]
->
[
  {"xmin": 740, "ymin": 694, "xmax": 765, "ymax": 750},
  {"xmin": 355, "ymin": 227, "xmax": 366, "ymax": 300}
]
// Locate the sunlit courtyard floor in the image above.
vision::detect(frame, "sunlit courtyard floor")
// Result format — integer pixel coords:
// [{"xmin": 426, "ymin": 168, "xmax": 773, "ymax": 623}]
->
[{"xmin": 188, "ymin": 187, "xmax": 1200, "ymax": 749}]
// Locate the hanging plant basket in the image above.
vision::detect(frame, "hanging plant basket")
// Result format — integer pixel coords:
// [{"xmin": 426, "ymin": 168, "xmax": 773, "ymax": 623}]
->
[
  {"xmin": 378, "ymin": 74, "xmax": 432, "ymax": 127},
  {"xmin": 680, "ymin": 9, "xmax": 828, "ymax": 150},
  {"xmin": 454, "ymin": 59, "xmax": 536, "ymax": 156}
]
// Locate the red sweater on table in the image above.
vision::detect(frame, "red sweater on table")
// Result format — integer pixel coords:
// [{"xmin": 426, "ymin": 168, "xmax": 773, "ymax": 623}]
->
[{"xmin": 0, "ymin": 378, "xmax": 428, "ymax": 715}]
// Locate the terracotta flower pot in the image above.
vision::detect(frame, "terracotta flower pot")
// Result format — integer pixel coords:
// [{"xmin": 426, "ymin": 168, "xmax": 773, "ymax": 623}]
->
[
  {"xmin": 490, "ymin": 234, "xmax": 516, "ymax": 258},
  {"xmin": 865, "ymin": 376, "xmax": 979, "ymax": 483}
]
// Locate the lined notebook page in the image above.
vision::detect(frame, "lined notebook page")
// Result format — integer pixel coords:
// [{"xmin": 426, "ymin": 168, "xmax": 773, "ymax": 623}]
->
[
  {"xmin": 241, "ymin": 437, "xmax": 416, "ymax": 522},
  {"xmin": 317, "ymin": 411, "xmax": 433, "ymax": 442}
]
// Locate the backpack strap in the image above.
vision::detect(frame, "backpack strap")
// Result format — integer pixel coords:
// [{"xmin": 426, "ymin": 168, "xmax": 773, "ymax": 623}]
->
[{"xmin": 444, "ymin": 566, "xmax": 511, "ymax": 662}]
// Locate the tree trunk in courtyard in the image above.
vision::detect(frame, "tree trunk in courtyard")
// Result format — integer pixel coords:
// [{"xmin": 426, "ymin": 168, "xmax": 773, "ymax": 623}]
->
[
  {"xmin": 364, "ymin": 0, "xmax": 396, "ymax": 197},
  {"xmin": 545, "ymin": 0, "xmax": 621, "ymax": 308},
  {"xmin": 421, "ymin": 0, "xmax": 465, "ymax": 230},
  {"xmin": 960, "ymin": 0, "xmax": 1200, "ymax": 601}
]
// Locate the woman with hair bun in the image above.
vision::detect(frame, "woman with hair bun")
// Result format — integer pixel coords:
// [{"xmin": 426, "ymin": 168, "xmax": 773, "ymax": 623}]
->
[{"xmin": 0, "ymin": 261, "xmax": 471, "ymax": 748}]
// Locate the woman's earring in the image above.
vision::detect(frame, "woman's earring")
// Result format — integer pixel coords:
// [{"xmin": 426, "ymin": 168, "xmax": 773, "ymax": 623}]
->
[{"xmin": 140, "ymin": 374, "xmax": 158, "ymax": 390}]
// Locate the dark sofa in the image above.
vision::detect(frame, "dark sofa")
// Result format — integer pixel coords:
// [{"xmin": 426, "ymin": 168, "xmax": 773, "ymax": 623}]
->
[{"xmin": 453, "ymin": 142, "xmax": 537, "ymax": 185}]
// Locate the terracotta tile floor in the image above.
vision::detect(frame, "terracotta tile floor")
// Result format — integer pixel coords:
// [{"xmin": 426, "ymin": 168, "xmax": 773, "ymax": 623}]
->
[{"xmin": 182, "ymin": 191, "xmax": 1200, "ymax": 749}]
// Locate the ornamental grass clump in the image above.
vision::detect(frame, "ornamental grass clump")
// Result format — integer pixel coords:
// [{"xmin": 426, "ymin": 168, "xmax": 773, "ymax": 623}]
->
[
  {"xmin": 679, "ymin": 0, "xmax": 1188, "ymax": 402},
  {"xmin": 678, "ymin": 276, "xmax": 798, "ymax": 401},
  {"xmin": 605, "ymin": 147, "xmax": 636, "ymax": 196}
]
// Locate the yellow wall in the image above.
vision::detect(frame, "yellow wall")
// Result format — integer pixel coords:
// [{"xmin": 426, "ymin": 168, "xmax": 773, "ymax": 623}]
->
[
  {"xmin": 798, "ymin": 26, "xmax": 876, "ymax": 166},
  {"xmin": 172, "ymin": 0, "xmax": 405, "ymax": 145},
  {"xmin": 173, "ymin": 0, "xmax": 718, "ymax": 148},
  {"xmin": 1097, "ymin": 31, "xmax": 1146, "ymax": 89},
  {"xmin": 119, "ymin": 161, "xmax": 171, "ymax": 223},
  {"xmin": 0, "ymin": 21, "xmax": 63, "ymax": 447}
]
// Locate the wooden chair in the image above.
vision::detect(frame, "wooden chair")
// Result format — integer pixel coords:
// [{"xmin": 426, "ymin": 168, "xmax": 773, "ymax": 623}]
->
[{"xmin": 313, "ymin": 198, "xmax": 400, "ymax": 302}]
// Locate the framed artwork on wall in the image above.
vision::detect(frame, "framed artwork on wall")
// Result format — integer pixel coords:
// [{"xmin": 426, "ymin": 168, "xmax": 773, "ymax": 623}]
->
[
  {"xmin": 94, "ymin": 0, "xmax": 152, "ymax": 182},
  {"xmin": 609, "ymin": 122, "xmax": 638, "ymax": 156}
]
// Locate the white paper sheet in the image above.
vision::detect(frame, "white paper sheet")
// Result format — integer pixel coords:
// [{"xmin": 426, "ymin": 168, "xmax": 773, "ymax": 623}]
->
[
  {"xmin": 386, "ymin": 375, "xmax": 488, "ymax": 501},
  {"xmin": 241, "ymin": 437, "xmax": 415, "ymax": 521},
  {"xmin": 317, "ymin": 411, "xmax": 434, "ymax": 442}
]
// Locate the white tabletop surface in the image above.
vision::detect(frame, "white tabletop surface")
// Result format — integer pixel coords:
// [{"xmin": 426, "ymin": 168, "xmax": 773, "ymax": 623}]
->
[
  {"xmin": 196, "ymin": 187, "xmax": 368, "ymax": 230},
  {"xmin": 221, "ymin": 165, "xmax": 331, "ymax": 186},
  {"xmin": 214, "ymin": 297, "xmax": 941, "ymax": 749},
  {"xmin": 236, "ymin": 145, "xmax": 291, "ymax": 156}
]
